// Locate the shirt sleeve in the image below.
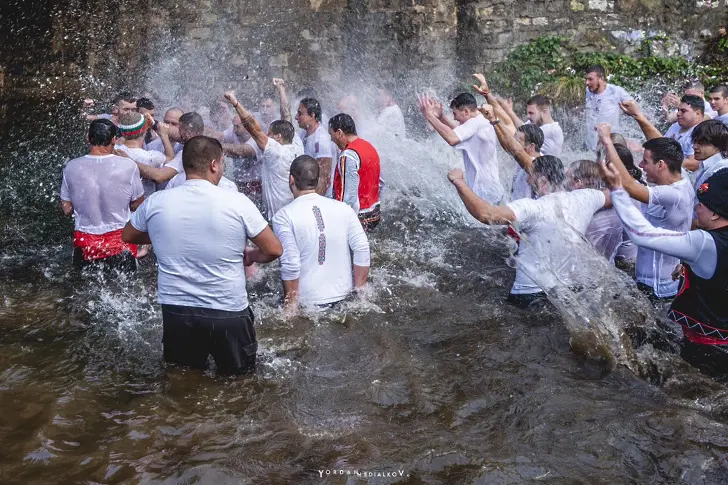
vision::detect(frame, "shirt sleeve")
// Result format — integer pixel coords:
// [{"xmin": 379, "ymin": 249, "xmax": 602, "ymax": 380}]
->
[
  {"xmin": 313, "ymin": 135, "xmax": 333, "ymax": 159},
  {"xmin": 647, "ymin": 184, "xmax": 680, "ymax": 212},
  {"xmin": 339, "ymin": 150, "xmax": 361, "ymax": 212},
  {"xmin": 166, "ymin": 152, "xmax": 184, "ymax": 173},
  {"xmin": 507, "ymin": 198, "xmax": 539, "ymax": 231},
  {"xmin": 272, "ymin": 210, "xmax": 301, "ymax": 281},
  {"xmin": 148, "ymin": 150, "xmax": 167, "ymax": 168},
  {"xmin": 247, "ymin": 138, "xmax": 263, "ymax": 159},
  {"xmin": 60, "ymin": 170, "xmax": 71, "ymax": 201},
  {"xmin": 616, "ymin": 86, "xmax": 633, "ymax": 102},
  {"xmin": 239, "ymin": 194, "xmax": 269, "ymax": 238},
  {"xmin": 130, "ymin": 166, "xmax": 145, "ymax": 200},
  {"xmin": 130, "ymin": 198, "xmax": 149, "ymax": 232},
  {"xmin": 347, "ymin": 207, "xmax": 370, "ymax": 267},
  {"xmin": 611, "ymin": 189, "xmax": 717, "ymax": 278},
  {"xmin": 452, "ymin": 118, "xmax": 480, "ymax": 144}
]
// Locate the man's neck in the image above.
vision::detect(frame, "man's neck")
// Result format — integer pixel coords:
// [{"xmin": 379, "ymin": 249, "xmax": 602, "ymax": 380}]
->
[
  {"xmin": 293, "ymin": 189, "xmax": 317, "ymax": 199},
  {"xmin": 89, "ymin": 146, "xmax": 113, "ymax": 156},
  {"xmin": 593, "ymin": 84, "xmax": 607, "ymax": 95},
  {"xmin": 186, "ymin": 173, "xmax": 215, "ymax": 184},
  {"xmin": 306, "ymin": 121, "xmax": 320, "ymax": 136},
  {"xmin": 657, "ymin": 171, "xmax": 684, "ymax": 186},
  {"xmin": 540, "ymin": 112, "xmax": 554, "ymax": 125},
  {"xmin": 123, "ymin": 138, "xmax": 144, "ymax": 149},
  {"xmin": 719, "ymin": 106, "xmax": 728, "ymax": 116},
  {"xmin": 345, "ymin": 134, "xmax": 359, "ymax": 146}
]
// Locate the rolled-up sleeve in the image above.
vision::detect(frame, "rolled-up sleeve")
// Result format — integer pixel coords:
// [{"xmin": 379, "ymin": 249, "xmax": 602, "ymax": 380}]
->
[
  {"xmin": 273, "ymin": 211, "xmax": 301, "ymax": 280},
  {"xmin": 347, "ymin": 208, "xmax": 370, "ymax": 267}
]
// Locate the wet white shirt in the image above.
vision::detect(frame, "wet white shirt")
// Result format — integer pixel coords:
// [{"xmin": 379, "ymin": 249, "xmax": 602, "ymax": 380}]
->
[
  {"xmin": 507, "ymin": 189, "xmax": 606, "ymax": 294},
  {"xmin": 452, "ymin": 114, "xmax": 504, "ymax": 204},
  {"xmin": 585, "ymin": 207, "xmax": 624, "ymax": 263},
  {"xmin": 130, "ymin": 179, "xmax": 268, "ymax": 312},
  {"xmin": 166, "ymin": 172, "xmax": 239, "ymax": 192},
  {"xmin": 585, "ymin": 84, "xmax": 632, "ymax": 151},
  {"xmin": 115, "ymin": 145, "xmax": 166, "ymax": 196},
  {"xmin": 664, "ymin": 122, "xmax": 696, "ymax": 158},
  {"xmin": 146, "ymin": 137, "xmax": 183, "ymax": 155},
  {"xmin": 250, "ymin": 138, "xmax": 304, "ymax": 220},
  {"xmin": 539, "ymin": 122, "xmax": 564, "ymax": 157},
  {"xmin": 302, "ymin": 124, "xmax": 335, "ymax": 161},
  {"xmin": 377, "ymin": 105, "xmax": 406, "ymax": 137},
  {"xmin": 636, "ymin": 177, "xmax": 694, "ymax": 297},
  {"xmin": 60, "ymin": 154, "xmax": 144, "ymax": 234},
  {"xmin": 272, "ymin": 193, "xmax": 370, "ymax": 307}
]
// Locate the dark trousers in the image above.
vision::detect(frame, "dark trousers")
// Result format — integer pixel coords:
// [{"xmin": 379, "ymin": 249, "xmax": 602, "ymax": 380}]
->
[
  {"xmin": 359, "ymin": 205, "xmax": 381, "ymax": 232},
  {"xmin": 73, "ymin": 247, "xmax": 137, "ymax": 273},
  {"xmin": 161, "ymin": 304, "xmax": 257, "ymax": 375},
  {"xmin": 680, "ymin": 338, "xmax": 728, "ymax": 381}
]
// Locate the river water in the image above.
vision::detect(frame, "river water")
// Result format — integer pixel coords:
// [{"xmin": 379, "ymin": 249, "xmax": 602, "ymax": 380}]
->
[{"xmin": 2, "ymin": 99, "xmax": 728, "ymax": 485}]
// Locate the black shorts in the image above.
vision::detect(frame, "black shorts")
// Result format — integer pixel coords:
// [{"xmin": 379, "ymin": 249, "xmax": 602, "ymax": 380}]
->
[
  {"xmin": 73, "ymin": 247, "xmax": 137, "ymax": 273},
  {"xmin": 680, "ymin": 338, "xmax": 728, "ymax": 381},
  {"xmin": 161, "ymin": 304, "xmax": 257, "ymax": 375}
]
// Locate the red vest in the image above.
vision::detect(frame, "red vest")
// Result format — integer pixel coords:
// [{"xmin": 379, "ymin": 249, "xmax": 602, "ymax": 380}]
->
[{"xmin": 333, "ymin": 138, "xmax": 380, "ymax": 212}]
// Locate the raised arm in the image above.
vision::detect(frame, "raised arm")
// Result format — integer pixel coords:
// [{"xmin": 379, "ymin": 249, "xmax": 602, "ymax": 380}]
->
[
  {"xmin": 156, "ymin": 121, "xmax": 176, "ymax": 162},
  {"xmin": 224, "ymin": 91, "xmax": 268, "ymax": 151},
  {"xmin": 448, "ymin": 169, "xmax": 515, "ymax": 225},
  {"xmin": 471, "ymin": 74, "xmax": 515, "ymax": 132},
  {"xmin": 479, "ymin": 105, "xmax": 533, "ymax": 173},
  {"xmin": 222, "ymin": 143, "xmax": 256, "ymax": 158},
  {"xmin": 273, "ymin": 78, "xmax": 292, "ymax": 122},
  {"xmin": 418, "ymin": 94, "xmax": 460, "ymax": 146},
  {"xmin": 620, "ymin": 100, "xmax": 662, "ymax": 141},
  {"xmin": 596, "ymin": 122, "xmax": 649, "ymax": 203}
]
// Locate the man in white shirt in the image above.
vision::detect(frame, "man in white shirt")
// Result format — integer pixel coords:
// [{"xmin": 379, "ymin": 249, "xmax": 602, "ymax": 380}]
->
[
  {"xmin": 61, "ymin": 119, "xmax": 145, "ymax": 271},
  {"xmin": 500, "ymin": 94, "xmax": 563, "ymax": 157},
  {"xmin": 146, "ymin": 107, "xmax": 184, "ymax": 153},
  {"xmin": 597, "ymin": 124, "xmax": 694, "ymax": 300},
  {"xmin": 584, "ymin": 64, "xmax": 633, "ymax": 151},
  {"xmin": 662, "ymin": 95, "xmax": 704, "ymax": 170},
  {"xmin": 295, "ymin": 97, "xmax": 334, "ymax": 195},
  {"xmin": 447, "ymin": 155, "xmax": 610, "ymax": 309},
  {"xmin": 221, "ymin": 115, "xmax": 262, "ymax": 205},
  {"xmin": 691, "ymin": 120, "xmax": 728, "ymax": 197},
  {"xmin": 375, "ymin": 86, "xmax": 406, "ymax": 137},
  {"xmin": 122, "ymin": 136, "xmax": 283, "ymax": 375},
  {"xmin": 272, "ymin": 155, "xmax": 370, "ymax": 311},
  {"xmin": 662, "ymin": 81, "xmax": 717, "ymax": 123},
  {"xmin": 223, "ymin": 91, "xmax": 304, "ymax": 220},
  {"xmin": 708, "ymin": 85, "xmax": 728, "ymax": 126},
  {"xmin": 419, "ymin": 92, "xmax": 504, "ymax": 204}
]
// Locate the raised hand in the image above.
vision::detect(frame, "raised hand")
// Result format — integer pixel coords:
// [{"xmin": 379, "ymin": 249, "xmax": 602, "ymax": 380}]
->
[
  {"xmin": 619, "ymin": 100, "xmax": 642, "ymax": 118},
  {"xmin": 224, "ymin": 90, "xmax": 238, "ymax": 106},
  {"xmin": 418, "ymin": 94, "xmax": 437, "ymax": 118},
  {"xmin": 598, "ymin": 158, "xmax": 623, "ymax": 190},
  {"xmin": 272, "ymin": 78, "xmax": 285, "ymax": 88},
  {"xmin": 594, "ymin": 122, "xmax": 612, "ymax": 140},
  {"xmin": 472, "ymin": 73, "xmax": 489, "ymax": 96},
  {"xmin": 156, "ymin": 121, "xmax": 170, "ymax": 137},
  {"xmin": 478, "ymin": 104, "xmax": 496, "ymax": 122},
  {"xmin": 448, "ymin": 168, "xmax": 465, "ymax": 183},
  {"xmin": 661, "ymin": 93, "xmax": 680, "ymax": 110}
]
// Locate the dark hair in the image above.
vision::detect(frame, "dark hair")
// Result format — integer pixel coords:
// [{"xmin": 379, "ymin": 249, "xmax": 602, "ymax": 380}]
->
[
  {"xmin": 299, "ymin": 97, "xmax": 322, "ymax": 122},
  {"xmin": 179, "ymin": 112, "xmax": 205, "ymax": 136},
  {"xmin": 684, "ymin": 80, "xmax": 705, "ymax": 92},
  {"xmin": 517, "ymin": 124, "xmax": 544, "ymax": 152},
  {"xmin": 449, "ymin": 93, "xmax": 477, "ymax": 111},
  {"xmin": 182, "ymin": 136, "xmax": 223, "ymax": 174},
  {"xmin": 269, "ymin": 120, "xmax": 295, "ymax": 143},
  {"xmin": 88, "ymin": 119, "xmax": 117, "ymax": 146},
  {"xmin": 329, "ymin": 113, "xmax": 357, "ymax": 135},
  {"xmin": 585, "ymin": 65, "xmax": 606, "ymax": 79},
  {"xmin": 709, "ymin": 85, "xmax": 728, "ymax": 98},
  {"xmin": 136, "ymin": 97, "xmax": 154, "ymax": 110},
  {"xmin": 290, "ymin": 155, "xmax": 319, "ymax": 190},
  {"xmin": 692, "ymin": 119, "xmax": 728, "ymax": 153},
  {"xmin": 613, "ymin": 143, "xmax": 643, "ymax": 183},
  {"xmin": 113, "ymin": 92, "xmax": 135, "ymax": 105},
  {"xmin": 681, "ymin": 94, "xmax": 704, "ymax": 115},
  {"xmin": 642, "ymin": 137, "xmax": 684, "ymax": 174},
  {"xmin": 527, "ymin": 94, "xmax": 551, "ymax": 108},
  {"xmin": 532, "ymin": 155, "xmax": 565, "ymax": 188}
]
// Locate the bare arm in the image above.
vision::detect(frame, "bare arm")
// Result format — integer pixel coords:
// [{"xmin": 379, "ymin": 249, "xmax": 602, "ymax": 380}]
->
[
  {"xmin": 159, "ymin": 129, "xmax": 175, "ymax": 162},
  {"xmin": 316, "ymin": 158, "xmax": 332, "ymax": 196},
  {"xmin": 136, "ymin": 163, "xmax": 178, "ymax": 184},
  {"xmin": 620, "ymin": 101, "xmax": 662, "ymax": 140},
  {"xmin": 480, "ymin": 105, "xmax": 532, "ymax": 172},
  {"xmin": 353, "ymin": 266, "xmax": 369, "ymax": 287},
  {"xmin": 122, "ymin": 221, "xmax": 152, "ymax": 245},
  {"xmin": 596, "ymin": 123, "xmax": 649, "ymax": 203},
  {"xmin": 683, "ymin": 155, "xmax": 699, "ymax": 172},
  {"xmin": 282, "ymin": 279, "xmax": 299, "ymax": 310},
  {"xmin": 225, "ymin": 91, "xmax": 268, "ymax": 151},
  {"xmin": 448, "ymin": 169, "xmax": 515, "ymax": 224},
  {"xmin": 223, "ymin": 143, "xmax": 256, "ymax": 158},
  {"xmin": 61, "ymin": 200, "xmax": 73, "ymax": 216},
  {"xmin": 245, "ymin": 226, "xmax": 284, "ymax": 263},
  {"xmin": 499, "ymin": 97, "xmax": 525, "ymax": 127},
  {"xmin": 130, "ymin": 195, "xmax": 145, "ymax": 212},
  {"xmin": 273, "ymin": 78, "xmax": 291, "ymax": 122},
  {"xmin": 419, "ymin": 95, "xmax": 460, "ymax": 146}
]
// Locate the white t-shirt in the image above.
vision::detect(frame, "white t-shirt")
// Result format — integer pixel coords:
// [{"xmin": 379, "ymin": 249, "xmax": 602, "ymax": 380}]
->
[
  {"xmin": 636, "ymin": 177, "xmax": 694, "ymax": 297},
  {"xmin": 511, "ymin": 167, "xmax": 532, "ymax": 201},
  {"xmin": 130, "ymin": 179, "xmax": 268, "ymax": 311},
  {"xmin": 452, "ymin": 114, "xmax": 504, "ymax": 204},
  {"xmin": 377, "ymin": 105, "xmax": 406, "ymax": 137},
  {"xmin": 115, "ymin": 144, "xmax": 166, "ymax": 196},
  {"xmin": 539, "ymin": 122, "xmax": 564, "ymax": 157},
  {"xmin": 715, "ymin": 112, "xmax": 728, "ymax": 126},
  {"xmin": 585, "ymin": 84, "xmax": 632, "ymax": 151},
  {"xmin": 250, "ymin": 138, "xmax": 304, "ymax": 220},
  {"xmin": 664, "ymin": 122, "xmax": 696, "ymax": 157},
  {"xmin": 272, "ymin": 193, "xmax": 370, "ymax": 306},
  {"xmin": 166, "ymin": 172, "xmax": 239, "ymax": 192},
  {"xmin": 146, "ymin": 137, "xmax": 183, "ymax": 155},
  {"xmin": 60, "ymin": 154, "xmax": 144, "ymax": 234},
  {"xmin": 704, "ymin": 100, "xmax": 717, "ymax": 119},
  {"xmin": 302, "ymin": 124, "xmax": 335, "ymax": 161},
  {"xmin": 507, "ymin": 189, "xmax": 606, "ymax": 294},
  {"xmin": 585, "ymin": 207, "xmax": 624, "ymax": 263}
]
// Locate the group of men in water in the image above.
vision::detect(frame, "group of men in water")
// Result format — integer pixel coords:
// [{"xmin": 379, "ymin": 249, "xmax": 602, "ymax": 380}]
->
[{"xmin": 62, "ymin": 66, "xmax": 728, "ymax": 379}]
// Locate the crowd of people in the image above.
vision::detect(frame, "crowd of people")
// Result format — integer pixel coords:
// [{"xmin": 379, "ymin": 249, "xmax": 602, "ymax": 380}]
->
[{"xmin": 62, "ymin": 67, "xmax": 728, "ymax": 379}]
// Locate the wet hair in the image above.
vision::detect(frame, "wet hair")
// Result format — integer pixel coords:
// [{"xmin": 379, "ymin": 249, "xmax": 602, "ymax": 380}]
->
[
  {"xmin": 179, "ymin": 112, "xmax": 205, "ymax": 136},
  {"xmin": 450, "ymin": 93, "xmax": 477, "ymax": 111},
  {"xmin": 299, "ymin": 97, "xmax": 322, "ymax": 122},
  {"xmin": 532, "ymin": 155, "xmax": 566, "ymax": 188},
  {"xmin": 290, "ymin": 155, "xmax": 319, "ymax": 190},
  {"xmin": 517, "ymin": 124, "xmax": 544, "ymax": 152},
  {"xmin": 88, "ymin": 119, "xmax": 117, "ymax": 146},
  {"xmin": 709, "ymin": 85, "xmax": 728, "ymax": 98},
  {"xmin": 113, "ymin": 92, "xmax": 136, "ymax": 105},
  {"xmin": 585, "ymin": 65, "xmax": 606, "ymax": 79},
  {"xmin": 642, "ymin": 137, "xmax": 684, "ymax": 174},
  {"xmin": 613, "ymin": 143, "xmax": 643, "ymax": 183},
  {"xmin": 136, "ymin": 97, "xmax": 154, "ymax": 110},
  {"xmin": 269, "ymin": 120, "xmax": 295, "ymax": 143},
  {"xmin": 182, "ymin": 136, "xmax": 222, "ymax": 174},
  {"xmin": 610, "ymin": 133, "xmax": 628, "ymax": 146},
  {"xmin": 526, "ymin": 94, "xmax": 551, "ymax": 108},
  {"xmin": 570, "ymin": 160, "xmax": 603, "ymax": 189},
  {"xmin": 691, "ymin": 119, "xmax": 728, "ymax": 153},
  {"xmin": 684, "ymin": 81, "xmax": 705, "ymax": 93},
  {"xmin": 681, "ymin": 94, "xmax": 704, "ymax": 115},
  {"xmin": 329, "ymin": 113, "xmax": 357, "ymax": 135},
  {"xmin": 118, "ymin": 112, "xmax": 146, "ymax": 140}
]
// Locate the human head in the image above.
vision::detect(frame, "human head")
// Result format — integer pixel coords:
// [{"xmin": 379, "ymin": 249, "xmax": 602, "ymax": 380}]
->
[
  {"xmin": 113, "ymin": 92, "xmax": 136, "ymax": 116},
  {"xmin": 295, "ymin": 97, "xmax": 322, "ymax": 129},
  {"xmin": 289, "ymin": 154, "xmax": 319, "ymax": 194},
  {"xmin": 449, "ymin": 93, "xmax": 478, "ymax": 124},
  {"xmin": 178, "ymin": 112, "xmax": 205, "ymax": 143},
  {"xmin": 136, "ymin": 97, "xmax": 155, "ymax": 117},
  {"xmin": 696, "ymin": 170, "xmax": 728, "ymax": 230},
  {"xmin": 529, "ymin": 155, "xmax": 566, "ymax": 196},
  {"xmin": 88, "ymin": 119, "xmax": 117, "ymax": 147},
  {"xmin": 640, "ymin": 137, "xmax": 683, "ymax": 183},
  {"xmin": 516, "ymin": 124, "xmax": 544, "ymax": 156},
  {"xmin": 328, "ymin": 113, "xmax": 357, "ymax": 150},
  {"xmin": 182, "ymin": 135, "xmax": 224, "ymax": 184},
  {"xmin": 163, "ymin": 107, "xmax": 184, "ymax": 142},
  {"xmin": 683, "ymin": 81, "xmax": 706, "ymax": 98},
  {"xmin": 613, "ymin": 143, "xmax": 643, "ymax": 183},
  {"xmin": 526, "ymin": 94, "xmax": 551, "ymax": 126},
  {"xmin": 268, "ymin": 120, "xmax": 295, "ymax": 145},
  {"xmin": 585, "ymin": 65, "xmax": 606, "ymax": 94},
  {"xmin": 676, "ymin": 94, "xmax": 704, "ymax": 129},
  {"xmin": 567, "ymin": 160, "xmax": 603, "ymax": 190},
  {"xmin": 260, "ymin": 96, "xmax": 277, "ymax": 122},
  {"xmin": 691, "ymin": 119, "xmax": 728, "ymax": 161},
  {"xmin": 337, "ymin": 95, "xmax": 360, "ymax": 118},
  {"xmin": 709, "ymin": 85, "xmax": 728, "ymax": 115},
  {"xmin": 232, "ymin": 116, "xmax": 251, "ymax": 142},
  {"xmin": 118, "ymin": 112, "xmax": 148, "ymax": 140}
]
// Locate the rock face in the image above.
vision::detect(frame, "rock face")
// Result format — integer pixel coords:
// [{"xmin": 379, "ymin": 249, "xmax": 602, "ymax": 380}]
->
[{"xmin": 1, "ymin": 0, "xmax": 725, "ymax": 98}]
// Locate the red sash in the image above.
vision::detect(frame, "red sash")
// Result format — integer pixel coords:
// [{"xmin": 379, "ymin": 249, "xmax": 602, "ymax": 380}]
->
[{"xmin": 73, "ymin": 229, "xmax": 138, "ymax": 260}]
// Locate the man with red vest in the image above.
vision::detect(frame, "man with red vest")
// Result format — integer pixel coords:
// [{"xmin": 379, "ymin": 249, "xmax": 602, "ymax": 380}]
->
[
  {"xmin": 601, "ymin": 160, "xmax": 728, "ymax": 379},
  {"xmin": 329, "ymin": 113, "xmax": 381, "ymax": 231}
]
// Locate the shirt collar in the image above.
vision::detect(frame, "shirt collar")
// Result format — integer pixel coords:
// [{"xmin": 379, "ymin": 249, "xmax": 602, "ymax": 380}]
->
[
  {"xmin": 183, "ymin": 178, "xmax": 215, "ymax": 187},
  {"xmin": 703, "ymin": 152, "xmax": 726, "ymax": 169}
]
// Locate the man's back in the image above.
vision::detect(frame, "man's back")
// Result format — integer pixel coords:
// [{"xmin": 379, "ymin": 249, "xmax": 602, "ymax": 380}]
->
[
  {"xmin": 252, "ymin": 138, "xmax": 303, "ymax": 219},
  {"xmin": 61, "ymin": 154, "xmax": 143, "ymax": 234},
  {"xmin": 273, "ymin": 193, "xmax": 370, "ymax": 306},
  {"xmin": 452, "ymin": 114, "xmax": 503, "ymax": 204}
]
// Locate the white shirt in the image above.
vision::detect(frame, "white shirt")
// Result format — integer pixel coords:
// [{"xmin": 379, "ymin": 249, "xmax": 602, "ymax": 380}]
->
[
  {"xmin": 115, "ymin": 144, "xmax": 166, "ymax": 196},
  {"xmin": 585, "ymin": 207, "xmax": 624, "ymax": 263},
  {"xmin": 704, "ymin": 100, "xmax": 718, "ymax": 119},
  {"xmin": 302, "ymin": 124, "xmax": 335, "ymax": 161},
  {"xmin": 664, "ymin": 122, "xmax": 696, "ymax": 157},
  {"xmin": 716, "ymin": 113, "xmax": 728, "ymax": 126},
  {"xmin": 695, "ymin": 152, "xmax": 728, "ymax": 190},
  {"xmin": 636, "ymin": 177, "xmax": 694, "ymax": 297},
  {"xmin": 511, "ymin": 167, "xmax": 532, "ymax": 201},
  {"xmin": 272, "ymin": 193, "xmax": 370, "ymax": 306},
  {"xmin": 377, "ymin": 105, "xmax": 406, "ymax": 137},
  {"xmin": 166, "ymin": 172, "xmax": 239, "ymax": 192},
  {"xmin": 146, "ymin": 137, "xmax": 183, "ymax": 155},
  {"xmin": 539, "ymin": 122, "xmax": 564, "ymax": 157},
  {"xmin": 452, "ymin": 114, "xmax": 504, "ymax": 204},
  {"xmin": 60, "ymin": 154, "xmax": 144, "ymax": 234},
  {"xmin": 250, "ymin": 138, "xmax": 304, "ymax": 220},
  {"xmin": 507, "ymin": 189, "xmax": 606, "ymax": 294},
  {"xmin": 585, "ymin": 84, "xmax": 632, "ymax": 151},
  {"xmin": 130, "ymin": 179, "xmax": 269, "ymax": 311}
]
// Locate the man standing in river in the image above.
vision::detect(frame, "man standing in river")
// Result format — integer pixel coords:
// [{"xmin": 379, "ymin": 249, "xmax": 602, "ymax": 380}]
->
[{"xmin": 584, "ymin": 65, "xmax": 633, "ymax": 151}]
